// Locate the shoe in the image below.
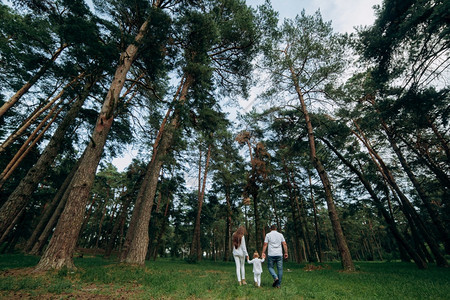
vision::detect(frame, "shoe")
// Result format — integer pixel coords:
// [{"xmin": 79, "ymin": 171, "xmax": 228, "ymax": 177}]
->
[
  {"xmin": 276, "ymin": 286, "xmax": 281, "ymax": 288},
  {"xmin": 242, "ymin": 280, "xmax": 247, "ymax": 285},
  {"xmin": 239, "ymin": 281, "xmax": 242, "ymax": 286},
  {"xmin": 254, "ymin": 282, "xmax": 258, "ymax": 287},
  {"xmin": 272, "ymin": 278, "xmax": 279, "ymax": 287}
]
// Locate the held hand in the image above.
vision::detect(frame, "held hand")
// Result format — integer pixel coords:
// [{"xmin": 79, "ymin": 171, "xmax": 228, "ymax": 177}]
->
[
  {"xmin": 261, "ymin": 253, "xmax": 266, "ymax": 259},
  {"xmin": 284, "ymin": 253, "xmax": 288, "ymax": 259}
]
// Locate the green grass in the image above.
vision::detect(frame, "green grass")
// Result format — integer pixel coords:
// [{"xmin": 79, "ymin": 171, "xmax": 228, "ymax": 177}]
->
[{"xmin": 0, "ymin": 254, "xmax": 449, "ymax": 299}]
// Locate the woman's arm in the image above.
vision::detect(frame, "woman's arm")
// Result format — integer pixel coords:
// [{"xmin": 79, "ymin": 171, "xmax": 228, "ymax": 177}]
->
[{"xmin": 241, "ymin": 236, "xmax": 248, "ymax": 257}]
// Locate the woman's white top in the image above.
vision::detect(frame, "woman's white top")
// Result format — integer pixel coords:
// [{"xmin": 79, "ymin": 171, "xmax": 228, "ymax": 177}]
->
[{"xmin": 232, "ymin": 235, "xmax": 248, "ymax": 257}]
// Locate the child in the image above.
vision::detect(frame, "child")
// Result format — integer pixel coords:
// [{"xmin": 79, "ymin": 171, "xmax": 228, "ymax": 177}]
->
[{"xmin": 247, "ymin": 251, "xmax": 265, "ymax": 287}]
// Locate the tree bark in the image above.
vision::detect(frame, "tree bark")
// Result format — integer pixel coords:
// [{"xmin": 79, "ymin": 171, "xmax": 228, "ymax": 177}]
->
[
  {"xmin": 398, "ymin": 133, "xmax": 450, "ymax": 190},
  {"xmin": 104, "ymin": 175, "xmax": 142, "ymax": 258},
  {"xmin": 309, "ymin": 172, "xmax": 323, "ymax": 262},
  {"xmin": 321, "ymin": 137, "xmax": 428, "ymax": 269},
  {"xmin": 119, "ymin": 103, "xmax": 173, "ymax": 261},
  {"xmin": 0, "ymin": 79, "xmax": 93, "ymax": 234},
  {"xmin": 191, "ymin": 143, "xmax": 212, "ymax": 261},
  {"xmin": 0, "ymin": 73, "xmax": 83, "ymax": 155},
  {"xmin": 24, "ymin": 161, "xmax": 78, "ymax": 253},
  {"xmin": 224, "ymin": 186, "xmax": 232, "ymax": 261},
  {"xmin": 290, "ymin": 66, "xmax": 354, "ymax": 271},
  {"xmin": 152, "ymin": 189, "xmax": 172, "ymax": 260},
  {"xmin": 351, "ymin": 122, "xmax": 448, "ymax": 267},
  {"xmin": 29, "ymin": 178, "xmax": 71, "ymax": 256},
  {"xmin": 290, "ymin": 173, "xmax": 313, "ymax": 261},
  {"xmin": 34, "ymin": 20, "xmax": 149, "ymax": 271},
  {"xmin": 370, "ymin": 97, "xmax": 450, "ymax": 253},
  {"xmin": 281, "ymin": 158, "xmax": 303, "ymax": 262},
  {"xmin": 121, "ymin": 74, "xmax": 193, "ymax": 265},
  {"xmin": 0, "ymin": 44, "xmax": 68, "ymax": 118}
]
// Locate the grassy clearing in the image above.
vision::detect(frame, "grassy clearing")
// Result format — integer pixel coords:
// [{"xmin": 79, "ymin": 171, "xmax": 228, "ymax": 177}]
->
[{"xmin": 0, "ymin": 254, "xmax": 449, "ymax": 299}]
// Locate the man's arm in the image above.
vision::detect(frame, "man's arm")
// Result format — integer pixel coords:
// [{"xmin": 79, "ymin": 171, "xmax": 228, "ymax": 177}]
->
[
  {"xmin": 282, "ymin": 241, "xmax": 288, "ymax": 259},
  {"xmin": 261, "ymin": 242, "xmax": 268, "ymax": 258}
]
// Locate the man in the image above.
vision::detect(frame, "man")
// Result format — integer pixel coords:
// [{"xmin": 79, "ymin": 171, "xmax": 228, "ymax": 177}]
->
[{"xmin": 261, "ymin": 224, "xmax": 288, "ymax": 288}]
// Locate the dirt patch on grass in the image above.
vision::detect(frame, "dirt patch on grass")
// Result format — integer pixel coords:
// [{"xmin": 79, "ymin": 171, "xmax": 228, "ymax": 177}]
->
[
  {"xmin": 1, "ymin": 282, "xmax": 144, "ymax": 299},
  {"xmin": 178, "ymin": 269, "xmax": 193, "ymax": 274},
  {"xmin": 303, "ymin": 264, "xmax": 332, "ymax": 271},
  {"xmin": 0, "ymin": 267, "xmax": 37, "ymax": 277},
  {"xmin": 205, "ymin": 270, "xmax": 226, "ymax": 274}
]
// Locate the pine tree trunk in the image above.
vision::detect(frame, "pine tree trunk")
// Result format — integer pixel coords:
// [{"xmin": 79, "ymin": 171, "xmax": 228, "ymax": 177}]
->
[
  {"xmin": 119, "ymin": 106, "xmax": 173, "ymax": 261},
  {"xmin": 0, "ymin": 207, "xmax": 25, "ymax": 246},
  {"xmin": 398, "ymin": 134, "xmax": 450, "ymax": 190},
  {"xmin": 121, "ymin": 74, "xmax": 193, "ymax": 265},
  {"xmin": 321, "ymin": 137, "xmax": 427, "ymax": 269},
  {"xmin": 309, "ymin": 173, "xmax": 323, "ymax": 262},
  {"xmin": 190, "ymin": 147, "xmax": 203, "ymax": 260},
  {"xmin": 0, "ymin": 96, "xmax": 66, "ymax": 187},
  {"xmin": 95, "ymin": 196, "xmax": 109, "ymax": 249},
  {"xmin": 251, "ymin": 184, "xmax": 262, "ymax": 252},
  {"xmin": 0, "ymin": 44, "xmax": 68, "ymax": 118},
  {"xmin": 268, "ymin": 182, "xmax": 281, "ymax": 230},
  {"xmin": 191, "ymin": 144, "xmax": 212, "ymax": 261},
  {"xmin": 0, "ymin": 80, "xmax": 92, "ymax": 235},
  {"xmin": 224, "ymin": 188, "xmax": 232, "ymax": 261},
  {"xmin": 291, "ymin": 172, "xmax": 313, "ymax": 261},
  {"xmin": 0, "ymin": 73, "xmax": 84, "ymax": 156},
  {"xmin": 295, "ymin": 195, "xmax": 313, "ymax": 261},
  {"xmin": 281, "ymin": 158, "xmax": 303, "ymax": 262},
  {"xmin": 152, "ymin": 192, "xmax": 171, "ymax": 261},
  {"xmin": 380, "ymin": 120, "xmax": 450, "ymax": 253},
  {"xmin": 351, "ymin": 123, "xmax": 448, "ymax": 267},
  {"xmin": 24, "ymin": 159, "xmax": 79, "ymax": 253},
  {"xmin": 290, "ymin": 67, "xmax": 354, "ymax": 271},
  {"xmin": 427, "ymin": 116, "xmax": 450, "ymax": 163},
  {"xmin": 105, "ymin": 191, "xmax": 135, "ymax": 258},
  {"xmin": 34, "ymin": 21, "xmax": 149, "ymax": 271},
  {"xmin": 29, "ymin": 180, "xmax": 71, "ymax": 255}
]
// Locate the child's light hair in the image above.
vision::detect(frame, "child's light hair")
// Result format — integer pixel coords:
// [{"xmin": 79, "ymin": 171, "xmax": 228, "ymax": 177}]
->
[{"xmin": 253, "ymin": 251, "xmax": 259, "ymax": 258}]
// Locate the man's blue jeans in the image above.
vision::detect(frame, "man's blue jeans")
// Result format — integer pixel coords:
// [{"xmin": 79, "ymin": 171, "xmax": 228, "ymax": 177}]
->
[{"xmin": 267, "ymin": 256, "xmax": 283, "ymax": 286}]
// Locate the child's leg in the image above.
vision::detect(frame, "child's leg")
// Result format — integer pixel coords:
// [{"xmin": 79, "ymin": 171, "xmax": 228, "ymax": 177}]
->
[{"xmin": 256, "ymin": 274, "xmax": 261, "ymax": 286}]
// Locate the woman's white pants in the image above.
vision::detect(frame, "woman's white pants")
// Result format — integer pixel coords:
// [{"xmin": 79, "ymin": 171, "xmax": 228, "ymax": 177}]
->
[{"xmin": 233, "ymin": 255, "xmax": 246, "ymax": 282}]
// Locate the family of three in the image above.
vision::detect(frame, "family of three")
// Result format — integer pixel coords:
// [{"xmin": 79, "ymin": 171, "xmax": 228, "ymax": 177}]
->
[{"xmin": 232, "ymin": 224, "xmax": 288, "ymax": 288}]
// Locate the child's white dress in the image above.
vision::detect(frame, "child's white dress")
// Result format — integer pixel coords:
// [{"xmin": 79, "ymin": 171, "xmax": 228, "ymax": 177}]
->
[{"xmin": 247, "ymin": 258, "xmax": 265, "ymax": 286}]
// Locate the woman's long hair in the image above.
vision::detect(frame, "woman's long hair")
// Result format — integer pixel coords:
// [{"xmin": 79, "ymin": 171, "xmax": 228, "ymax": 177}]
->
[{"xmin": 232, "ymin": 226, "xmax": 246, "ymax": 249}]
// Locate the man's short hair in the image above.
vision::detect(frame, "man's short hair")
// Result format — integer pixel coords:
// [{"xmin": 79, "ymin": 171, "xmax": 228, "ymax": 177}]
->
[{"xmin": 271, "ymin": 224, "xmax": 277, "ymax": 230}]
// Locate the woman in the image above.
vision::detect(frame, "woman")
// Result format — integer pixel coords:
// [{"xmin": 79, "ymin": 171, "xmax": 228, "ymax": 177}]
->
[{"xmin": 232, "ymin": 226, "xmax": 249, "ymax": 285}]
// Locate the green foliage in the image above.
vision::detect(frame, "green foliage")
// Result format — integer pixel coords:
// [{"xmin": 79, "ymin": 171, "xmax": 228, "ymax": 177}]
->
[
  {"xmin": 0, "ymin": 4, "xmax": 53, "ymax": 88},
  {"xmin": 260, "ymin": 9, "xmax": 347, "ymax": 99},
  {"xmin": 358, "ymin": 0, "xmax": 449, "ymax": 86}
]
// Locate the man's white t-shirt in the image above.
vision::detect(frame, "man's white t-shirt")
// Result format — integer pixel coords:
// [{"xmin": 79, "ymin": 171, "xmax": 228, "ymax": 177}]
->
[{"xmin": 264, "ymin": 230, "xmax": 285, "ymax": 256}]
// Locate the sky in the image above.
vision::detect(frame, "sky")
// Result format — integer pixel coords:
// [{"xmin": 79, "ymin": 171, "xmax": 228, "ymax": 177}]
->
[{"xmin": 246, "ymin": 0, "xmax": 382, "ymax": 34}]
